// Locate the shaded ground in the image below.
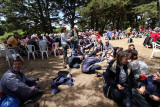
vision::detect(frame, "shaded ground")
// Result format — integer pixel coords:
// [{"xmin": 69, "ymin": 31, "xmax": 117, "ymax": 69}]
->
[{"xmin": 0, "ymin": 37, "xmax": 160, "ymax": 107}]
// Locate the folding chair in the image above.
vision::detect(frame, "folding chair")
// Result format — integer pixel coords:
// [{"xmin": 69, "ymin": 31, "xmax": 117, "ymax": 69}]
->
[
  {"xmin": 150, "ymin": 42, "xmax": 160, "ymax": 59},
  {"xmin": 52, "ymin": 42, "xmax": 60, "ymax": 56},
  {"xmin": 39, "ymin": 43, "xmax": 49, "ymax": 59},
  {"xmin": 25, "ymin": 45, "xmax": 38, "ymax": 60}
]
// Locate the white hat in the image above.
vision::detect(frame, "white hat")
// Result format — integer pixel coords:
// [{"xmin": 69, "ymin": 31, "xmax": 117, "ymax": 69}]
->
[
  {"xmin": 31, "ymin": 34, "xmax": 37, "ymax": 39},
  {"xmin": 105, "ymin": 40, "xmax": 109, "ymax": 43},
  {"xmin": 74, "ymin": 25, "xmax": 78, "ymax": 28}
]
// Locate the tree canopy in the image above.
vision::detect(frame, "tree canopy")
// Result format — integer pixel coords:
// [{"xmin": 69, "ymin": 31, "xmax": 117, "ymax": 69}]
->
[{"xmin": 0, "ymin": 0, "xmax": 159, "ymax": 34}]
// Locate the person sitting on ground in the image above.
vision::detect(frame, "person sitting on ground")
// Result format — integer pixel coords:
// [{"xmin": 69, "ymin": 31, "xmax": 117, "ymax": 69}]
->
[
  {"xmin": 96, "ymin": 31, "xmax": 101, "ymax": 41},
  {"xmin": 123, "ymin": 44, "xmax": 135, "ymax": 54},
  {"xmin": 27, "ymin": 35, "xmax": 39, "ymax": 51},
  {"xmin": 94, "ymin": 39, "xmax": 103, "ymax": 53},
  {"xmin": 0, "ymin": 56, "xmax": 43, "ymax": 105},
  {"xmin": 102, "ymin": 40, "xmax": 113, "ymax": 57},
  {"xmin": 129, "ymin": 49, "xmax": 140, "ymax": 81},
  {"xmin": 90, "ymin": 32, "xmax": 97, "ymax": 43},
  {"xmin": 132, "ymin": 71, "xmax": 160, "ymax": 107},
  {"xmin": 129, "ymin": 49, "xmax": 149, "ymax": 77},
  {"xmin": 108, "ymin": 47, "xmax": 123, "ymax": 61},
  {"xmin": 65, "ymin": 45, "xmax": 84, "ymax": 68},
  {"xmin": 81, "ymin": 51, "xmax": 105, "ymax": 76},
  {"xmin": 103, "ymin": 52, "xmax": 138, "ymax": 107},
  {"xmin": 82, "ymin": 36, "xmax": 93, "ymax": 53}
]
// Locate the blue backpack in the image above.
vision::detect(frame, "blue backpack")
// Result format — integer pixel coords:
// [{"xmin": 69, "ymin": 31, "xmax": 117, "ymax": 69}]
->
[{"xmin": 0, "ymin": 93, "xmax": 20, "ymax": 107}]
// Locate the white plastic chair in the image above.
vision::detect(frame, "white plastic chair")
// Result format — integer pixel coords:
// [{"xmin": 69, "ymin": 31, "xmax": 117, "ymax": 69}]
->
[
  {"xmin": 52, "ymin": 42, "xmax": 60, "ymax": 56},
  {"xmin": 150, "ymin": 42, "xmax": 160, "ymax": 59},
  {"xmin": 5, "ymin": 49, "xmax": 24, "ymax": 67},
  {"xmin": 0, "ymin": 47, "xmax": 5, "ymax": 57},
  {"xmin": 25, "ymin": 45, "xmax": 38, "ymax": 60},
  {"xmin": 39, "ymin": 43, "xmax": 49, "ymax": 59},
  {"xmin": 8, "ymin": 49, "xmax": 24, "ymax": 61},
  {"xmin": 3, "ymin": 44, "xmax": 8, "ymax": 50},
  {"xmin": 0, "ymin": 44, "xmax": 8, "ymax": 57}
]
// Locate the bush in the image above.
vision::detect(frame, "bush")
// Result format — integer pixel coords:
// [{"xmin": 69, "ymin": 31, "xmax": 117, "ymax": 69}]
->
[
  {"xmin": 0, "ymin": 29, "xmax": 26, "ymax": 42},
  {"xmin": 0, "ymin": 26, "xmax": 5, "ymax": 36}
]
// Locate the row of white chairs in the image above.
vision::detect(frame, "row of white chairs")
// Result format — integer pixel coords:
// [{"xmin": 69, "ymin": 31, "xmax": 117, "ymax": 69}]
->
[
  {"xmin": 0, "ymin": 44, "xmax": 24, "ymax": 67},
  {"xmin": 25, "ymin": 42, "xmax": 60, "ymax": 60},
  {"xmin": 0, "ymin": 42, "xmax": 60, "ymax": 67}
]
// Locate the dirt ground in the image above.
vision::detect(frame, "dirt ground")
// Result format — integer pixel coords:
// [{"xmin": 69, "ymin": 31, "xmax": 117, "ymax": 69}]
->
[{"xmin": 0, "ymin": 37, "xmax": 160, "ymax": 107}]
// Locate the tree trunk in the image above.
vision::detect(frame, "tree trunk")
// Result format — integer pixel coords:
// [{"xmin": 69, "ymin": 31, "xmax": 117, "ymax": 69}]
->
[
  {"xmin": 91, "ymin": 15, "xmax": 94, "ymax": 30},
  {"xmin": 70, "ymin": 0, "xmax": 76, "ymax": 29},
  {"xmin": 95, "ymin": 19, "xmax": 98, "ymax": 31},
  {"xmin": 156, "ymin": 1, "xmax": 160, "ymax": 27}
]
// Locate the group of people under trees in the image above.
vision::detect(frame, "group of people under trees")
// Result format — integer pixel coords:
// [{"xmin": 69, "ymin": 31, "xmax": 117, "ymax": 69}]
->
[{"xmin": 1, "ymin": 25, "xmax": 160, "ymax": 107}]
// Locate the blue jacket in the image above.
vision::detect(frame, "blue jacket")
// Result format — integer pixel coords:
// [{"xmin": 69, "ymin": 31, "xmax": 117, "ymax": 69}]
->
[
  {"xmin": 81, "ymin": 56, "xmax": 104, "ymax": 73},
  {"xmin": 71, "ymin": 49, "xmax": 84, "ymax": 58},
  {"xmin": 141, "ymin": 75, "xmax": 160, "ymax": 97},
  {"xmin": 51, "ymin": 75, "xmax": 75, "ymax": 94}
]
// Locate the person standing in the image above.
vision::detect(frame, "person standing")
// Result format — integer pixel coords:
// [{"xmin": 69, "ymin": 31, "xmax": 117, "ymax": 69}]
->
[
  {"xmin": 70, "ymin": 25, "xmax": 79, "ymax": 50},
  {"xmin": 61, "ymin": 27, "xmax": 70, "ymax": 64}
]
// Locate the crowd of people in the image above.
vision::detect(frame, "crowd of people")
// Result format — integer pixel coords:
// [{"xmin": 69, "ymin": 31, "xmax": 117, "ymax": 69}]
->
[{"xmin": 1, "ymin": 25, "xmax": 160, "ymax": 107}]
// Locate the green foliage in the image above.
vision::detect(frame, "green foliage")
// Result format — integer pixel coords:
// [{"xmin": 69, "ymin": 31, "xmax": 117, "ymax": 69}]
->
[
  {"xmin": 0, "ymin": 26, "xmax": 5, "ymax": 36},
  {"xmin": 0, "ymin": 29, "xmax": 25, "ymax": 42},
  {"xmin": 78, "ymin": 0, "xmax": 159, "ymax": 32},
  {"xmin": 0, "ymin": 0, "xmax": 60, "ymax": 33},
  {"xmin": 53, "ymin": 28, "xmax": 61, "ymax": 33},
  {"xmin": 57, "ymin": 0, "xmax": 91, "ymax": 28},
  {"xmin": 133, "ymin": 2, "xmax": 158, "ymax": 18}
]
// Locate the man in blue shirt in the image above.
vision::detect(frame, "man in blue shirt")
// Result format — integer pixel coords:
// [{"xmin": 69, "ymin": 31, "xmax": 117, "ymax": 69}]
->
[{"xmin": 107, "ymin": 30, "xmax": 113, "ymax": 39}]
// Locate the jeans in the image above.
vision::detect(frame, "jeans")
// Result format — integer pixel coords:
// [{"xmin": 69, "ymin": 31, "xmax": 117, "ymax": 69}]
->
[
  {"xmin": 62, "ymin": 44, "xmax": 68, "ymax": 59},
  {"xmin": 132, "ymin": 88, "xmax": 160, "ymax": 107},
  {"xmin": 110, "ymin": 86, "xmax": 132, "ymax": 107},
  {"xmin": 68, "ymin": 57, "xmax": 81, "ymax": 68},
  {"xmin": 90, "ymin": 65, "xmax": 101, "ymax": 72},
  {"xmin": 10, "ymin": 48, "xmax": 19, "ymax": 53},
  {"xmin": 132, "ymin": 88, "xmax": 150, "ymax": 107},
  {"xmin": 72, "ymin": 41, "xmax": 78, "ymax": 50}
]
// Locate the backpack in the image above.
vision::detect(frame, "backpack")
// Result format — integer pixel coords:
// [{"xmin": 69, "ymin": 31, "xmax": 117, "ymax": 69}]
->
[
  {"xmin": 138, "ymin": 61, "xmax": 149, "ymax": 75},
  {"xmin": 128, "ymin": 38, "xmax": 133, "ymax": 43}
]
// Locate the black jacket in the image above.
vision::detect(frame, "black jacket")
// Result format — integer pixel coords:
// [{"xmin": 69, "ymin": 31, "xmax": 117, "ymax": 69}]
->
[{"xmin": 103, "ymin": 60, "xmax": 138, "ymax": 98}]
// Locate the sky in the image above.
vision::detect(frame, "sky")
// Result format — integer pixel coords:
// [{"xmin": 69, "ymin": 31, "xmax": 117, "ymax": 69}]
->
[{"xmin": 0, "ymin": 12, "xmax": 71, "ymax": 30}]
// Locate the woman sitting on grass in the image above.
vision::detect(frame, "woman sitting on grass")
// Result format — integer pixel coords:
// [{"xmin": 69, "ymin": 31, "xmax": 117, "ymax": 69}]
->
[{"xmin": 103, "ymin": 52, "xmax": 138, "ymax": 107}]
